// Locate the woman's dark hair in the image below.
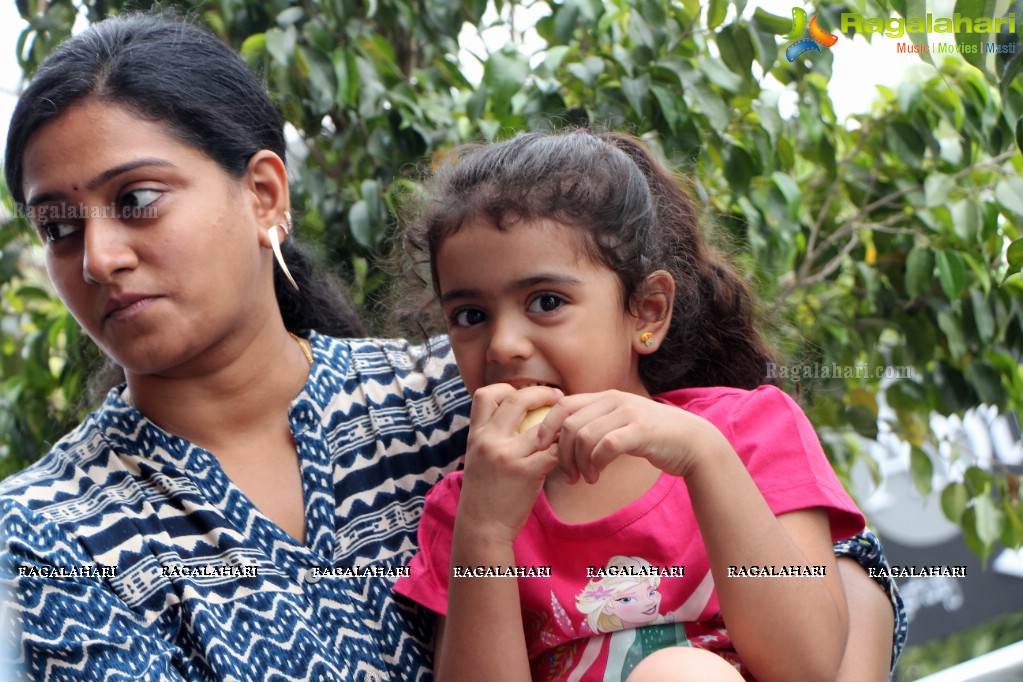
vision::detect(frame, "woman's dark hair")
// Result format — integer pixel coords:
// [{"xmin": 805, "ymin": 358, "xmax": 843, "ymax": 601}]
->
[
  {"xmin": 4, "ymin": 14, "xmax": 364, "ymax": 362},
  {"xmin": 399, "ymin": 129, "xmax": 778, "ymax": 392}
]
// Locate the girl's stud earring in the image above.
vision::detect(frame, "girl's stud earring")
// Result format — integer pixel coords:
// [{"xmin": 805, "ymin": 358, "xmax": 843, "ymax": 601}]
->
[{"xmin": 640, "ymin": 332, "xmax": 654, "ymax": 347}]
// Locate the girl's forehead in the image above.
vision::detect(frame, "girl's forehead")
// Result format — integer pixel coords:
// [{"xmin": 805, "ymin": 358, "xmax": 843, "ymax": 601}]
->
[{"xmin": 453, "ymin": 215, "xmax": 596, "ymax": 258}]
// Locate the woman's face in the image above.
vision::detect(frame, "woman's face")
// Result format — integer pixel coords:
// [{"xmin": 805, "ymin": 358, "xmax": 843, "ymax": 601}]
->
[{"xmin": 21, "ymin": 100, "xmax": 275, "ymax": 376}]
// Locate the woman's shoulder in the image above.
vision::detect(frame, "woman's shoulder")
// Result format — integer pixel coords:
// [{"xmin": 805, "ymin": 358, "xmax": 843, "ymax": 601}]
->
[
  {"xmin": 311, "ymin": 332, "xmax": 455, "ymax": 374},
  {"xmin": 311, "ymin": 333, "xmax": 465, "ymax": 405}
]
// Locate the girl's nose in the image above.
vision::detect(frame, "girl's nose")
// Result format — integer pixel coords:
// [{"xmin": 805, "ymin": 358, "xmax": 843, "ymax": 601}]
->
[{"xmin": 485, "ymin": 315, "xmax": 533, "ymax": 365}]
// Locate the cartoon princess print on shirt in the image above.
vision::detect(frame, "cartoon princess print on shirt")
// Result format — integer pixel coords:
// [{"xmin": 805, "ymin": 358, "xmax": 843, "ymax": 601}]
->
[
  {"xmin": 564, "ymin": 556, "xmax": 694, "ymax": 682},
  {"xmin": 576, "ymin": 555, "xmax": 672, "ymax": 633}
]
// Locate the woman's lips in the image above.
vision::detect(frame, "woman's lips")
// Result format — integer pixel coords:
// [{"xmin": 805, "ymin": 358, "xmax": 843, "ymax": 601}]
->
[{"xmin": 104, "ymin": 295, "xmax": 158, "ymax": 321}]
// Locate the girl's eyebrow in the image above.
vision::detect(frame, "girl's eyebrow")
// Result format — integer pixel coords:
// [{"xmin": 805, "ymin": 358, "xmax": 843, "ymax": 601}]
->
[
  {"xmin": 439, "ymin": 273, "xmax": 583, "ymax": 305},
  {"xmin": 26, "ymin": 158, "xmax": 175, "ymax": 207}
]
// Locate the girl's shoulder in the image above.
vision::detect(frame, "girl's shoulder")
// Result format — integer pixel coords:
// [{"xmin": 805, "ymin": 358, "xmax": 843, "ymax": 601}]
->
[{"xmin": 653, "ymin": 384, "xmax": 799, "ymax": 421}]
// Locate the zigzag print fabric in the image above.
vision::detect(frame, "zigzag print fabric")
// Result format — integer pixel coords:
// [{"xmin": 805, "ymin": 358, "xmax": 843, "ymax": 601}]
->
[{"xmin": 0, "ymin": 333, "xmax": 471, "ymax": 681}]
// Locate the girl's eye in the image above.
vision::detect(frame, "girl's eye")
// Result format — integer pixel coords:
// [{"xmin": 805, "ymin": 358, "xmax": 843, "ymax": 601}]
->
[
  {"xmin": 451, "ymin": 308, "xmax": 487, "ymax": 328},
  {"xmin": 616, "ymin": 597, "xmax": 635, "ymax": 604},
  {"xmin": 40, "ymin": 222, "xmax": 81, "ymax": 243},
  {"xmin": 119, "ymin": 188, "xmax": 161, "ymax": 216},
  {"xmin": 527, "ymin": 293, "xmax": 564, "ymax": 314}
]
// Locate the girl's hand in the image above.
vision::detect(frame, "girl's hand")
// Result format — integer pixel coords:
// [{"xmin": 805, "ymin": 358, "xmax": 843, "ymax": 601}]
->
[
  {"xmin": 536, "ymin": 390, "xmax": 730, "ymax": 484},
  {"xmin": 456, "ymin": 384, "xmax": 563, "ymax": 545}
]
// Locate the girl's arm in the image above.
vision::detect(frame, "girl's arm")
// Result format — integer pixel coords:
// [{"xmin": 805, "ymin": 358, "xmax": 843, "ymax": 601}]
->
[
  {"xmin": 835, "ymin": 557, "xmax": 896, "ymax": 681},
  {"xmin": 543, "ymin": 390, "xmax": 850, "ymax": 682},
  {"xmin": 434, "ymin": 384, "xmax": 561, "ymax": 682}
]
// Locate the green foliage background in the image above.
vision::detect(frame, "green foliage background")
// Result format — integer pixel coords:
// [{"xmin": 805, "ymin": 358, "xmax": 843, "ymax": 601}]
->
[{"xmin": 2, "ymin": 0, "xmax": 1022, "ymax": 571}]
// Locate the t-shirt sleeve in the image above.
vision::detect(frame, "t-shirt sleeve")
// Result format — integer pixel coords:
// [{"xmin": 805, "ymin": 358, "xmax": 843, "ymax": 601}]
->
[
  {"xmin": 723, "ymin": 385, "xmax": 865, "ymax": 540},
  {"xmin": 393, "ymin": 472, "xmax": 462, "ymax": 615}
]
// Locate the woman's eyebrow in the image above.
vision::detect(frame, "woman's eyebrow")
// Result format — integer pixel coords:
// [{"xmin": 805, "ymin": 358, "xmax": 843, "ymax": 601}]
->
[
  {"xmin": 86, "ymin": 158, "xmax": 175, "ymax": 190},
  {"xmin": 26, "ymin": 158, "xmax": 175, "ymax": 207}
]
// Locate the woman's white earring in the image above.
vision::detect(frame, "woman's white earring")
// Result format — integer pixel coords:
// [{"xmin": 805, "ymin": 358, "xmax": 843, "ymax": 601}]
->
[{"xmin": 268, "ymin": 211, "xmax": 299, "ymax": 291}]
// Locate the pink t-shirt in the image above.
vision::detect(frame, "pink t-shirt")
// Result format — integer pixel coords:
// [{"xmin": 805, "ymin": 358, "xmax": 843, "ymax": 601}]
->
[{"xmin": 395, "ymin": 385, "xmax": 864, "ymax": 681}]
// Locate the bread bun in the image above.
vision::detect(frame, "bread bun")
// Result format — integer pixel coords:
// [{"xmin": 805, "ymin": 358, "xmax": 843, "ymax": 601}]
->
[{"xmin": 518, "ymin": 406, "xmax": 552, "ymax": 433}]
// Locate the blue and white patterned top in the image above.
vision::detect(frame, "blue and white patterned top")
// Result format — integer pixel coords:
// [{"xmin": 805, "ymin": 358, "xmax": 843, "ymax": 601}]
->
[{"xmin": 0, "ymin": 333, "xmax": 471, "ymax": 681}]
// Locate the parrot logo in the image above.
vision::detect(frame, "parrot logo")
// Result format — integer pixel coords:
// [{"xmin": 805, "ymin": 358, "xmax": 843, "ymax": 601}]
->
[{"xmin": 785, "ymin": 7, "xmax": 839, "ymax": 61}]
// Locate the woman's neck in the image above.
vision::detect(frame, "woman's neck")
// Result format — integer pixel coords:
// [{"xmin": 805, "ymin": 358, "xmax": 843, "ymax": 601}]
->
[{"xmin": 124, "ymin": 327, "xmax": 312, "ymax": 453}]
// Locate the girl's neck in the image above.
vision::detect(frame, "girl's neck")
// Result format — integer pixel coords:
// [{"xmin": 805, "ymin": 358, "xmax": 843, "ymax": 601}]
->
[{"xmin": 543, "ymin": 455, "xmax": 662, "ymax": 524}]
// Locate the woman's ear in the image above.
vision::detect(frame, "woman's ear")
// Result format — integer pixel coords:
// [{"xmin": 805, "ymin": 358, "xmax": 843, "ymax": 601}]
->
[
  {"xmin": 246, "ymin": 150, "xmax": 290, "ymax": 248},
  {"xmin": 632, "ymin": 270, "xmax": 674, "ymax": 354}
]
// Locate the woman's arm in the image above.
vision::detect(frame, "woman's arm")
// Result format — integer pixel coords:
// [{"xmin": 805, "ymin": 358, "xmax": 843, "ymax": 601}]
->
[{"xmin": 2, "ymin": 502, "xmax": 186, "ymax": 681}]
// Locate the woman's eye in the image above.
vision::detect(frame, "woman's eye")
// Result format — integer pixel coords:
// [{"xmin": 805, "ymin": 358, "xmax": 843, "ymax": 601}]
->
[
  {"xmin": 527, "ymin": 293, "xmax": 564, "ymax": 314},
  {"xmin": 40, "ymin": 222, "xmax": 81, "ymax": 243},
  {"xmin": 616, "ymin": 597, "xmax": 635, "ymax": 604},
  {"xmin": 451, "ymin": 308, "xmax": 486, "ymax": 328},
  {"xmin": 119, "ymin": 188, "xmax": 161, "ymax": 216}
]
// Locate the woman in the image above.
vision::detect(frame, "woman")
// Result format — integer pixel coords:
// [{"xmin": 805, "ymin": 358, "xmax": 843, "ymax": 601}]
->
[
  {"xmin": 0, "ymin": 13, "xmax": 903, "ymax": 681},
  {"xmin": 1, "ymin": 13, "xmax": 471, "ymax": 680}
]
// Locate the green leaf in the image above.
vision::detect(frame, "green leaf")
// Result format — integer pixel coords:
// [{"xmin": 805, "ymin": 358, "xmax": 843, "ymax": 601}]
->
[
  {"xmin": 348, "ymin": 200, "xmax": 372, "ymax": 248},
  {"xmin": 924, "ymin": 174, "xmax": 955, "ymax": 208},
  {"xmin": 707, "ymin": 0, "xmax": 727, "ymax": 29},
  {"xmin": 972, "ymin": 494, "xmax": 1005, "ymax": 548},
  {"xmin": 909, "ymin": 447, "xmax": 934, "ymax": 496},
  {"xmin": 995, "ymin": 177, "xmax": 1023, "ymax": 217},
  {"xmin": 1002, "ymin": 497, "xmax": 1023, "ymax": 549},
  {"xmin": 885, "ymin": 122, "xmax": 925, "ymax": 168},
  {"xmin": 718, "ymin": 24, "xmax": 755, "ymax": 78},
  {"xmin": 905, "ymin": 245, "xmax": 934, "ymax": 298},
  {"xmin": 240, "ymin": 33, "xmax": 266, "ymax": 63},
  {"xmin": 1003, "ymin": 237, "xmax": 1023, "ymax": 284},
  {"xmin": 751, "ymin": 7, "xmax": 792, "ymax": 35},
  {"xmin": 941, "ymin": 482, "xmax": 969, "ymax": 524},
  {"xmin": 621, "ymin": 74, "xmax": 651, "ymax": 116},
  {"xmin": 484, "ymin": 46, "xmax": 529, "ymax": 112},
  {"xmin": 937, "ymin": 311, "xmax": 967, "ymax": 360},
  {"xmin": 897, "ymin": 81, "xmax": 923, "ymax": 114},
  {"xmin": 970, "ymin": 288, "xmax": 996, "ymax": 343},
  {"xmin": 699, "ymin": 58, "xmax": 742, "ymax": 93},
  {"xmin": 724, "ymin": 145, "xmax": 754, "ymax": 195},
  {"xmin": 965, "ymin": 466, "xmax": 993, "ymax": 495},
  {"xmin": 651, "ymin": 85, "xmax": 685, "ymax": 134},
  {"xmin": 936, "ymin": 250, "xmax": 967, "ymax": 301},
  {"xmin": 265, "ymin": 26, "xmax": 296, "ymax": 68},
  {"xmin": 770, "ymin": 172, "xmax": 801, "ymax": 223}
]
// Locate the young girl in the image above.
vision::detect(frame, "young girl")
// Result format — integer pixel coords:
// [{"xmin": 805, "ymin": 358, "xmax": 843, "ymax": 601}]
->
[{"xmin": 393, "ymin": 130, "xmax": 897, "ymax": 681}]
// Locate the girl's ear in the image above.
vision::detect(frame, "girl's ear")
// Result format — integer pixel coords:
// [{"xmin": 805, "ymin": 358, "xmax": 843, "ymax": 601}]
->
[
  {"xmin": 632, "ymin": 270, "xmax": 674, "ymax": 354},
  {"xmin": 246, "ymin": 150, "xmax": 290, "ymax": 249}
]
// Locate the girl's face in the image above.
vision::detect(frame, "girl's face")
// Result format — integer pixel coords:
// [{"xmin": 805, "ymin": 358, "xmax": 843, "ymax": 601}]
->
[
  {"xmin": 435, "ymin": 219, "xmax": 649, "ymax": 398},
  {"xmin": 603, "ymin": 581, "xmax": 662, "ymax": 626},
  {"xmin": 21, "ymin": 100, "xmax": 276, "ymax": 376}
]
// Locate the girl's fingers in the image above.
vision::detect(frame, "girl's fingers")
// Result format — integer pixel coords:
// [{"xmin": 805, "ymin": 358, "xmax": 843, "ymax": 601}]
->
[
  {"xmin": 468, "ymin": 383, "xmax": 517, "ymax": 430},
  {"xmin": 488, "ymin": 385, "xmax": 564, "ymax": 437}
]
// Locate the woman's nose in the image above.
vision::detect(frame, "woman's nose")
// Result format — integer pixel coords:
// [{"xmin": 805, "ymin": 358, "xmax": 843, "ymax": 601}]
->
[{"xmin": 82, "ymin": 218, "xmax": 138, "ymax": 283}]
